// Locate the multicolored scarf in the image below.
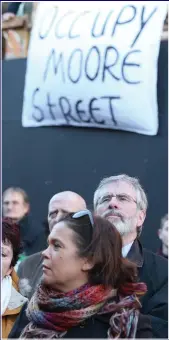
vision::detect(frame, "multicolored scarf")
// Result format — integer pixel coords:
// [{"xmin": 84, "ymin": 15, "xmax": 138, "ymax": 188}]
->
[{"xmin": 20, "ymin": 282, "xmax": 147, "ymax": 339}]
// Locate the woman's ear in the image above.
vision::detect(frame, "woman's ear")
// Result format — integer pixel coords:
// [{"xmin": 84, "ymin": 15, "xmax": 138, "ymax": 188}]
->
[
  {"xmin": 6, "ymin": 266, "xmax": 13, "ymax": 276},
  {"xmin": 82, "ymin": 258, "xmax": 94, "ymax": 272}
]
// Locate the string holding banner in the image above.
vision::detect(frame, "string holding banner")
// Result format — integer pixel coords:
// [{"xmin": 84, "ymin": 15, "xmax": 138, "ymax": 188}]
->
[{"xmin": 22, "ymin": 1, "xmax": 167, "ymax": 135}]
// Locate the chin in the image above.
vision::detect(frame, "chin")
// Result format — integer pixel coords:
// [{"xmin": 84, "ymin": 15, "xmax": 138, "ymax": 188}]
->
[
  {"xmin": 107, "ymin": 216, "xmax": 118, "ymax": 224},
  {"xmin": 41, "ymin": 274, "xmax": 49, "ymax": 284},
  {"xmin": 41, "ymin": 277, "xmax": 51, "ymax": 288}
]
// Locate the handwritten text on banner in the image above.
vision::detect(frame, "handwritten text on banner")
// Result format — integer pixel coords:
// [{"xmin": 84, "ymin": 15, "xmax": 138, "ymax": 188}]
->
[{"xmin": 22, "ymin": 1, "xmax": 167, "ymax": 135}]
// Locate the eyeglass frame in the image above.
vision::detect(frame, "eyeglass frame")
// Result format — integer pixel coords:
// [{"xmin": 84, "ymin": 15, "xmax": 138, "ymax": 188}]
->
[{"xmin": 96, "ymin": 193, "xmax": 137, "ymax": 207}]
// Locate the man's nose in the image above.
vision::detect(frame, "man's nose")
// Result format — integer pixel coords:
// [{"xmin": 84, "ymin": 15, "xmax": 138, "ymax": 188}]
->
[
  {"xmin": 108, "ymin": 196, "xmax": 119, "ymax": 209},
  {"xmin": 54, "ymin": 211, "xmax": 65, "ymax": 223},
  {"xmin": 5, "ymin": 202, "xmax": 13, "ymax": 210}
]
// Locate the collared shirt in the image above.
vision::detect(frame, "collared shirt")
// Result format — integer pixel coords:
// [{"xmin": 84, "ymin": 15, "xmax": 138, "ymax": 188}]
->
[{"xmin": 122, "ymin": 242, "xmax": 134, "ymax": 258}]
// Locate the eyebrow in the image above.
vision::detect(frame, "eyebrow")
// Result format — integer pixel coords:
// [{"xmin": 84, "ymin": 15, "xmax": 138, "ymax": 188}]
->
[
  {"xmin": 48, "ymin": 208, "xmax": 68, "ymax": 217},
  {"xmin": 48, "ymin": 209, "xmax": 58, "ymax": 217},
  {"xmin": 47, "ymin": 237, "xmax": 65, "ymax": 247},
  {"xmin": 97, "ymin": 192, "xmax": 136, "ymax": 202},
  {"xmin": 1, "ymin": 247, "xmax": 10, "ymax": 254}
]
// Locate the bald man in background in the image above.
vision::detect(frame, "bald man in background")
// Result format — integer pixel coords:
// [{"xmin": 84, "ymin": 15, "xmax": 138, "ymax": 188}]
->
[{"xmin": 18, "ymin": 191, "xmax": 86, "ymax": 298}]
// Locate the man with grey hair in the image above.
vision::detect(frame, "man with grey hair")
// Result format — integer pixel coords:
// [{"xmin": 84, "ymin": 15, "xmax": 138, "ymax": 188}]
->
[
  {"xmin": 94, "ymin": 174, "xmax": 168, "ymax": 338},
  {"xmin": 18, "ymin": 191, "xmax": 87, "ymax": 298}
]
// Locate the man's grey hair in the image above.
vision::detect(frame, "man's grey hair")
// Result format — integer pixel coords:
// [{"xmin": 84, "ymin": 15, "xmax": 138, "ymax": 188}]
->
[
  {"xmin": 160, "ymin": 213, "xmax": 168, "ymax": 229},
  {"xmin": 93, "ymin": 174, "xmax": 148, "ymax": 212}
]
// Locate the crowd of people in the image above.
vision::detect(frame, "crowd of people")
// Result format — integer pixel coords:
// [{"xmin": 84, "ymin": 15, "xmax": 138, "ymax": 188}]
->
[{"xmin": 1, "ymin": 174, "xmax": 168, "ymax": 338}]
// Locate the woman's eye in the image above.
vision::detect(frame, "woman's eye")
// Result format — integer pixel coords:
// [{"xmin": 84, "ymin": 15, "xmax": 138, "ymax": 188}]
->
[
  {"xmin": 2, "ymin": 253, "xmax": 6, "ymax": 257},
  {"xmin": 54, "ymin": 244, "xmax": 60, "ymax": 249}
]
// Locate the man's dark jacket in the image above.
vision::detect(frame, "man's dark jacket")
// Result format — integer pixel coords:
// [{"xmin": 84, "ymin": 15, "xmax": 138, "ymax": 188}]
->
[
  {"xmin": 18, "ymin": 239, "xmax": 168, "ymax": 338},
  {"xmin": 127, "ymin": 239, "xmax": 168, "ymax": 338},
  {"xmin": 19, "ymin": 215, "xmax": 47, "ymax": 256}
]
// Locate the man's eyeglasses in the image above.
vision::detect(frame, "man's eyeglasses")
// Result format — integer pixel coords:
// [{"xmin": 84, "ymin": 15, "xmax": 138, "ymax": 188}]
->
[
  {"xmin": 97, "ymin": 194, "xmax": 137, "ymax": 206},
  {"xmin": 72, "ymin": 210, "xmax": 94, "ymax": 228}
]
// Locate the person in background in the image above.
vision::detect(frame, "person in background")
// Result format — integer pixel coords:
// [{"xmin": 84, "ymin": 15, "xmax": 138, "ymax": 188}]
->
[
  {"xmin": 2, "ymin": 218, "xmax": 27, "ymax": 338},
  {"xmin": 3, "ymin": 187, "xmax": 46, "ymax": 257},
  {"xmin": 157, "ymin": 213, "xmax": 168, "ymax": 259},
  {"xmin": 2, "ymin": 2, "xmax": 35, "ymax": 23},
  {"xmin": 17, "ymin": 191, "xmax": 87, "ymax": 298},
  {"xmin": 94, "ymin": 174, "xmax": 168, "ymax": 338},
  {"xmin": 9, "ymin": 211, "xmax": 152, "ymax": 338},
  {"xmin": 2, "ymin": 2, "xmax": 21, "ymax": 21}
]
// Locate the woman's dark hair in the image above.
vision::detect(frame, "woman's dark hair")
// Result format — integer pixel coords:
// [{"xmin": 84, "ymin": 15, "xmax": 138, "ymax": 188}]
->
[
  {"xmin": 59, "ymin": 212, "xmax": 137, "ymax": 288},
  {"xmin": 2, "ymin": 218, "xmax": 22, "ymax": 267}
]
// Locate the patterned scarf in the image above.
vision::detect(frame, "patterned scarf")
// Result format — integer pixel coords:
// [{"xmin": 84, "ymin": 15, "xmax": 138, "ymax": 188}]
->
[{"xmin": 20, "ymin": 282, "xmax": 147, "ymax": 339}]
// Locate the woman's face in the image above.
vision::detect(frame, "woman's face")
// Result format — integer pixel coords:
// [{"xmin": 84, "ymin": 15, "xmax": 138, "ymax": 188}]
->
[
  {"xmin": 2, "ymin": 241, "xmax": 13, "ymax": 280},
  {"xmin": 42, "ymin": 221, "xmax": 92, "ymax": 292}
]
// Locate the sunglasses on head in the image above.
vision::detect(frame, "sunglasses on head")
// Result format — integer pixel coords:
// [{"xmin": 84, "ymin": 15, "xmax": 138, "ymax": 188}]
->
[{"xmin": 72, "ymin": 210, "xmax": 94, "ymax": 228}]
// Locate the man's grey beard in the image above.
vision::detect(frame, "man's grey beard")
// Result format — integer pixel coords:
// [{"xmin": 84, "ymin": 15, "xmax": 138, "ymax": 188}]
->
[{"xmin": 101, "ymin": 209, "xmax": 136, "ymax": 236}]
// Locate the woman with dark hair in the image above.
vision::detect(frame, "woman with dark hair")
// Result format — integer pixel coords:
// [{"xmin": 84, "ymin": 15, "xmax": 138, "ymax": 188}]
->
[
  {"xmin": 2, "ymin": 218, "xmax": 27, "ymax": 338},
  {"xmin": 9, "ymin": 210, "xmax": 152, "ymax": 338}
]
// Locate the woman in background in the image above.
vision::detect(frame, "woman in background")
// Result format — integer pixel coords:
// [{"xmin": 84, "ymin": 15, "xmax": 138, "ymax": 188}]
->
[{"xmin": 2, "ymin": 218, "xmax": 27, "ymax": 338}]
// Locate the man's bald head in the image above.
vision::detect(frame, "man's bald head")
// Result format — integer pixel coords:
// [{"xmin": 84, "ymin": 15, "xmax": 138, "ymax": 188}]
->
[{"xmin": 48, "ymin": 191, "xmax": 86, "ymax": 231}]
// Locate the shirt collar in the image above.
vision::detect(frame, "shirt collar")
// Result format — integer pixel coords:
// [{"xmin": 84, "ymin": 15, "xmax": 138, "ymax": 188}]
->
[{"xmin": 122, "ymin": 241, "xmax": 134, "ymax": 258}]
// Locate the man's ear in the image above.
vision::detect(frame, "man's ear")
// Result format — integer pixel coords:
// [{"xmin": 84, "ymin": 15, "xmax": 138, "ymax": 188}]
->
[
  {"xmin": 82, "ymin": 258, "xmax": 94, "ymax": 272},
  {"xmin": 137, "ymin": 210, "xmax": 146, "ymax": 227},
  {"xmin": 158, "ymin": 229, "xmax": 162, "ymax": 240},
  {"xmin": 24, "ymin": 202, "xmax": 30, "ymax": 215}
]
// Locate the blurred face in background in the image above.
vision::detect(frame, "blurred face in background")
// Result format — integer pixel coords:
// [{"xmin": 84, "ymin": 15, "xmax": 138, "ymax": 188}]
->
[
  {"xmin": 158, "ymin": 218, "xmax": 168, "ymax": 250},
  {"xmin": 48, "ymin": 192, "xmax": 86, "ymax": 232},
  {"xmin": 3, "ymin": 191, "xmax": 29, "ymax": 222},
  {"xmin": 2, "ymin": 241, "xmax": 13, "ymax": 280}
]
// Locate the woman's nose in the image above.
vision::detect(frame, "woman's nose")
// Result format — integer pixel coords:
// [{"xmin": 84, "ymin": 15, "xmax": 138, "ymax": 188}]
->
[{"xmin": 42, "ymin": 246, "xmax": 50, "ymax": 258}]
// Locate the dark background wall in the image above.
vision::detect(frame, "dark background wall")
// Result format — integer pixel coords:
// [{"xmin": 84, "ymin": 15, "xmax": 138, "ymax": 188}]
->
[{"xmin": 2, "ymin": 41, "xmax": 168, "ymax": 253}]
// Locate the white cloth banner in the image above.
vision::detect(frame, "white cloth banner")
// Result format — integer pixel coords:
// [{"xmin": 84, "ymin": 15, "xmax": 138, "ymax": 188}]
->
[{"xmin": 22, "ymin": 1, "xmax": 167, "ymax": 135}]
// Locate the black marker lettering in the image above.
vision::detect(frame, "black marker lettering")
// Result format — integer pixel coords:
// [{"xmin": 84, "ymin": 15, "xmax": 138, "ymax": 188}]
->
[
  {"xmin": 55, "ymin": 11, "xmax": 74, "ymax": 39},
  {"xmin": 59, "ymin": 97, "xmax": 80, "ymax": 124},
  {"xmin": 32, "ymin": 88, "xmax": 44, "ymax": 122},
  {"xmin": 102, "ymin": 46, "xmax": 120, "ymax": 82},
  {"xmin": 101, "ymin": 96, "xmax": 120, "ymax": 125},
  {"xmin": 43, "ymin": 49, "xmax": 65, "ymax": 82},
  {"xmin": 122, "ymin": 50, "xmax": 141, "ymax": 84},
  {"xmin": 89, "ymin": 98, "xmax": 105, "ymax": 124},
  {"xmin": 91, "ymin": 10, "xmax": 114, "ymax": 37},
  {"xmin": 85, "ymin": 46, "xmax": 100, "ymax": 81},
  {"xmin": 39, "ymin": 6, "xmax": 58, "ymax": 39},
  {"xmin": 46, "ymin": 93, "xmax": 56, "ymax": 120},
  {"xmin": 76, "ymin": 100, "xmax": 91, "ymax": 122},
  {"xmin": 68, "ymin": 49, "xmax": 83, "ymax": 83},
  {"xmin": 112, "ymin": 5, "xmax": 136, "ymax": 36},
  {"xmin": 69, "ymin": 11, "xmax": 90, "ymax": 38},
  {"xmin": 131, "ymin": 6, "xmax": 157, "ymax": 47}
]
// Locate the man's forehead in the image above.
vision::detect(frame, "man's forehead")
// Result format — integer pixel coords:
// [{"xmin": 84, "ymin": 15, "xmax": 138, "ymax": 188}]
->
[
  {"xmin": 4, "ymin": 191, "xmax": 24, "ymax": 201},
  {"xmin": 99, "ymin": 181, "xmax": 136, "ymax": 196},
  {"xmin": 49, "ymin": 197, "xmax": 67, "ymax": 208},
  {"xmin": 49, "ymin": 197, "xmax": 78, "ymax": 212}
]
